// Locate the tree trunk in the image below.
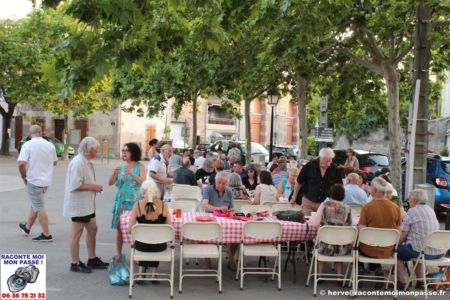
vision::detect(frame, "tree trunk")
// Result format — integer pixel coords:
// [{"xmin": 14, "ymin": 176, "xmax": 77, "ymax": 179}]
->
[
  {"xmin": 411, "ymin": 1, "xmax": 432, "ymax": 187},
  {"xmin": 296, "ymin": 75, "xmax": 309, "ymax": 160},
  {"xmin": 63, "ymin": 113, "xmax": 69, "ymax": 160},
  {"xmin": 0, "ymin": 102, "xmax": 16, "ymax": 156},
  {"xmin": 383, "ymin": 65, "xmax": 403, "ymax": 200},
  {"xmin": 245, "ymin": 98, "xmax": 251, "ymax": 165},
  {"xmin": 191, "ymin": 96, "xmax": 197, "ymax": 149}
]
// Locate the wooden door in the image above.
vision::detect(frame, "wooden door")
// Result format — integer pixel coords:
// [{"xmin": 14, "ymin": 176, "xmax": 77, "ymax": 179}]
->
[
  {"xmin": 74, "ymin": 119, "xmax": 88, "ymax": 139},
  {"xmin": 14, "ymin": 116, "xmax": 23, "ymax": 149},
  {"xmin": 145, "ymin": 124, "xmax": 156, "ymax": 154},
  {"xmin": 54, "ymin": 119, "xmax": 65, "ymax": 141}
]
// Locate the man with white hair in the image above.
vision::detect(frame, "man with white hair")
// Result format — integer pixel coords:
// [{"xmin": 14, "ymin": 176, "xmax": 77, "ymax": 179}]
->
[
  {"xmin": 18, "ymin": 125, "xmax": 58, "ymax": 242},
  {"xmin": 148, "ymin": 143, "xmax": 173, "ymax": 199},
  {"xmin": 290, "ymin": 147, "xmax": 343, "ymax": 216},
  {"xmin": 63, "ymin": 137, "xmax": 109, "ymax": 273},
  {"xmin": 396, "ymin": 189, "xmax": 443, "ymax": 288},
  {"xmin": 343, "ymin": 172, "xmax": 368, "ymax": 206}
]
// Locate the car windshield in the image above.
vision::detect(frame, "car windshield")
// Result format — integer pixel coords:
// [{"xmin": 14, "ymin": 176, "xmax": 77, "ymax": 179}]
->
[
  {"xmin": 441, "ymin": 161, "xmax": 450, "ymax": 174},
  {"xmin": 359, "ymin": 154, "xmax": 389, "ymax": 167}
]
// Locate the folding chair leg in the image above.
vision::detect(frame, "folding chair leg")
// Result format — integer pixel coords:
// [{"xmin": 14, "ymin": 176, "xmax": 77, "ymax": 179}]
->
[
  {"xmin": 306, "ymin": 252, "xmax": 314, "ymax": 287},
  {"xmin": 278, "ymin": 244, "xmax": 282, "ymax": 291},
  {"xmin": 421, "ymin": 260, "xmax": 428, "ymax": 300},
  {"xmin": 170, "ymin": 248, "xmax": 174, "ymax": 299},
  {"xmin": 240, "ymin": 245, "xmax": 244, "ymax": 290},
  {"xmin": 128, "ymin": 256, "xmax": 134, "ymax": 298},
  {"xmin": 343, "ymin": 263, "xmax": 351, "ymax": 288},
  {"xmin": 235, "ymin": 247, "xmax": 240, "ymax": 280},
  {"xmin": 218, "ymin": 247, "xmax": 222, "ymax": 293},
  {"xmin": 405, "ymin": 259, "xmax": 420, "ymax": 290},
  {"xmin": 179, "ymin": 247, "xmax": 183, "ymax": 293},
  {"xmin": 394, "ymin": 259, "xmax": 398, "ymax": 299},
  {"xmin": 385, "ymin": 265, "xmax": 394, "ymax": 290},
  {"xmin": 313, "ymin": 252, "xmax": 318, "ymax": 297},
  {"xmin": 272, "ymin": 256, "xmax": 278, "ymax": 281}
]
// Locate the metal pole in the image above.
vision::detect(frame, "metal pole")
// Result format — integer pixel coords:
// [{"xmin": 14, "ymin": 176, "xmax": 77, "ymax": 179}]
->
[{"xmin": 269, "ymin": 105, "xmax": 274, "ymax": 162}]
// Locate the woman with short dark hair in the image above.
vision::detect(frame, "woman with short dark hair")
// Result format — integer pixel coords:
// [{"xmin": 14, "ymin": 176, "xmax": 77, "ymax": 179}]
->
[
  {"xmin": 109, "ymin": 142, "xmax": 146, "ymax": 262},
  {"xmin": 311, "ymin": 183, "xmax": 352, "ymax": 277}
]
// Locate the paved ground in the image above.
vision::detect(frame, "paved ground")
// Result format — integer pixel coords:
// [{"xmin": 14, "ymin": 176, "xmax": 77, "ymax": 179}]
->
[{"xmin": 0, "ymin": 155, "xmax": 447, "ymax": 300}]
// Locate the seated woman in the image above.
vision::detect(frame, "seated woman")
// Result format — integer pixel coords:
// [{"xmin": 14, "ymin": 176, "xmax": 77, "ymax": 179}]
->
[
  {"xmin": 228, "ymin": 172, "xmax": 250, "ymax": 200},
  {"xmin": 311, "ymin": 184, "xmax": 352, "ymax": 277},
  {"xmin": 242, "ymin": 164, "xmax": 258, "ymax": 191},
  {"xmin": 253, "ymin": 170, "xmax": 277, "ymax": 204},
  {"xmin": 128, "ymin": 179, "xmax": 171, "ymax": 283}
]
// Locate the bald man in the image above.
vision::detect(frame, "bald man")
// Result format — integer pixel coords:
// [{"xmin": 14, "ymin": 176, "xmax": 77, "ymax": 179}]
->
[
  {"xmin": 18, "ymin": 125, "xmax": 58, "ymax": 242},
  {"xmin": 343, "ymin": 172, "xmax": 368, "ymax": 206}
]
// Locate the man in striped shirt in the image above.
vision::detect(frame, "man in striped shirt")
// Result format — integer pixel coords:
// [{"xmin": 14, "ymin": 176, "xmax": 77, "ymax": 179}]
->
[{"xmin": 397, "ymin": 189, "xmax": 444, "ymax": 288}]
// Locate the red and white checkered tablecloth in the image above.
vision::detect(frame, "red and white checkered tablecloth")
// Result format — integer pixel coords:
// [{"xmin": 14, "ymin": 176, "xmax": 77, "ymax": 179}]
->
[{"xmin": 120, "ymin": 211, "xmax": 317, "ymax": 244}]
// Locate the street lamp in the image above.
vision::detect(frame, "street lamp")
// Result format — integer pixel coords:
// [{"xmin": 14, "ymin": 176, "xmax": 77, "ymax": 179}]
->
[{"xmin": 268, "ymin": 90, "xmax": 280, "ymax": 162}]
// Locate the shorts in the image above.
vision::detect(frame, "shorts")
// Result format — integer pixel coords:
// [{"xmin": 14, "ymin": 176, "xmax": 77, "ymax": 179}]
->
[
  {"xmin": 27, "ymin": 183, "xmax": 48, "ymax": 212},
  {"xmin": 72, "ymin": 213, "xmax": 96, "ymax": 223}
]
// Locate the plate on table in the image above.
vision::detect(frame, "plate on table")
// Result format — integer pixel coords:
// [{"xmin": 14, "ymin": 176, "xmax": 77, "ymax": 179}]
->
[{"xmin": 195, "ymin": 216, "xmax": 215, "ymax": 222}]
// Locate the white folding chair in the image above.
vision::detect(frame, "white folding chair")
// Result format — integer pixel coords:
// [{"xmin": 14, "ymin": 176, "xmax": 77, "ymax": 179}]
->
[
  {"xmin": 235, "ymin": 221, "xmax": 282, "ymax": 290},
  {"xmin": 306, "ymin": 226, "xmax": 358, "ymax": 296},
  {"xmin": 169, "ymin": 200, "xmax": 198, "ymax": 212},
  {"xmin": 349, "ymin": 205, "xmax": 362, "ymax": 216},
  {"xmin": 233, "ymin": 200, "xmax": 251, "ymax": 213},
  {"xmin": 129, "ymin": 224, "xmax": 175, "ymax": 299},
  {"xmin": 355, "ymin": 227, "xmax": 400, "ymax": 298},
  {"xmin": 240, "ymin": 204, "xmax": 272, "ymax": 216},
  {"xmin": 179, "ymin": 222, "xmax": 223, "ymax": 294},
  {"xmin": 172, "ymin": 184, "xmax": 201, "ymax": 200},
  {"xmin": 405, "ymin": 231, "xmax": 450, "ymax": 298}
]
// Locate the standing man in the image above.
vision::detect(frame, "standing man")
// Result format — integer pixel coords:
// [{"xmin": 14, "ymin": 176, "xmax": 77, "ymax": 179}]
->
[
  {"xmin": 18, "ymin": 125, "xmax": 57, "ymax": 242},
  {"xmin": 63, "ymin": 137, "xmax": 109, "ymax": 273},
  {"xmin": 290, "ymin": 147, "xmax": 343, "ymax": 215},
  {"xmin": 148, "ymin": 143, "xmax": 173, "ymax": 199}
]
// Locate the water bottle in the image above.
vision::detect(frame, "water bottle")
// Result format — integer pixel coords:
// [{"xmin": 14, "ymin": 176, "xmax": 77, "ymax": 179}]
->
[
  {"xmin": 163, "ymin": 189, "xmax": 171, "ymax": 203},
  {"xmin": 284, "ymin": 183, "xmax": 292, "ymax": 200}
]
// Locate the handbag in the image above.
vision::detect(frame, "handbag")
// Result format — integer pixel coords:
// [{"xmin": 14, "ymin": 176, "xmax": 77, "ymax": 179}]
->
[
  {"xmin": 273, "ymin": 210, "xmax": 305, "ymax": 223},
  {"xmin": 108, "ymin": 254, "xmax": 130, "ymax": 286}
]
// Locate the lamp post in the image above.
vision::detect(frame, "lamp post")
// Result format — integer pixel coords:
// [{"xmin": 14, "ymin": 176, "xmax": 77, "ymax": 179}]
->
[{"xmin": 268, "ymin": 90, "xmax": 280, "ymax": 162}]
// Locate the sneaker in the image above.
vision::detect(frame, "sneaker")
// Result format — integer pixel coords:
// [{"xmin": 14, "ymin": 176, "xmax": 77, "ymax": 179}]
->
[
  {"xmin": 87, "ymin": 257, "xmax": 109, "ymax": 269},
  {"xmin": 70, "ymin": 261, "xmax": 92, "ymax": 273},
  {"xmin": 18, "ymin": 223, "xmax": 30, "ymax": 236},
  {"xmin": 32, "ymin": 233, "xmax": 53, "ymax": 242}
]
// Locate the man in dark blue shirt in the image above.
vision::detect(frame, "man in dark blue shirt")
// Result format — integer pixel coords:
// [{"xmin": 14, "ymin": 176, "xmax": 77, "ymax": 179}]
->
[{"xmin": 174, "ymin": 157, "xmax": 198, "ymax": 186}]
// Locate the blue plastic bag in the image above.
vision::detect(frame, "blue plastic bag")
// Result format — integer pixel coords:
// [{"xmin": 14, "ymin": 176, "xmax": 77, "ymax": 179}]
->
[{"xmin": 108, "ymin": 254, "xmax": 130, "ymax": 286}]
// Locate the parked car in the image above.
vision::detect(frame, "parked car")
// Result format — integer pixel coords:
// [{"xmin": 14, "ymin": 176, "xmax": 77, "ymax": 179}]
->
[
  {"xmin": 18, "ymin": 136, "xmax": 74, "ymax": 158},
  {"xmin": 270, "ymin": 145, "xmax": 299, "ymax": 159},
  {"xmin": 426, "ymin": 154, "xmax": 450, "ymax": 212},
  {"xmin": 333, "ymin": 149, "xmax": 390, "ymax": 175},
  {"xmin": 209, "ymin": 140, "xmax": 269, "ymax": 165}
]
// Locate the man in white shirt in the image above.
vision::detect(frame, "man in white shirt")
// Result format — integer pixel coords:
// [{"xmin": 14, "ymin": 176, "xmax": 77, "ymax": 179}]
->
[
  {"xmin": 63, "ymin": 136, "xmax": 109, "ymax": 273},
  {"xmin": 343, "ymin": 173, "xmax": 368, "ymax": 206},
  {"xmin": 193, "ymin": 149, "xmax": 206, "ymax": 170},
  {"xmin": 148, "ymin": 143, "xmax": 173, "ymax": 199},
  {"xmin": 18, "ymin": 125, "xmax": 58, "ymax": 242}
]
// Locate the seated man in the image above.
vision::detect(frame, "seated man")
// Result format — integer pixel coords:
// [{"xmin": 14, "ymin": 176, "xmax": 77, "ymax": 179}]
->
[
  {"xmin": 202, "ymin": 171, "xmax": 234, "ymax": 212},
  {"xmin": 358, "ymin": 177, "xmax": 402, "ymax": 278},
  {"xmin": 397, "ymin": 189, "xmax": 444, "ymax": 288},
  {"xmin": 343, "ymin": 172, "xmax": 368, "ymax": 206},
  {"xmin": 201, "ymin": 171, "xmax": 236, "ymax": 269},
  {"xmin": 174, "ymin": 157, "xmax": 197, "ymax": 186}
]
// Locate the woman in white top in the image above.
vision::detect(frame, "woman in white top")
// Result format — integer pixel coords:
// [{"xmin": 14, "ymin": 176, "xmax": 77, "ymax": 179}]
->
[{"xmin": 253, "ymin": 170, "xmax": 277, "ymax": 204}]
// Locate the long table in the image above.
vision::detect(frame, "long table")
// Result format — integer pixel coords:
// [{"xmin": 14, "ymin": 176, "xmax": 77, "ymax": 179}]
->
[{"xmin": 120, "ymin": 211, "xmax": 317, "ymax": 244}]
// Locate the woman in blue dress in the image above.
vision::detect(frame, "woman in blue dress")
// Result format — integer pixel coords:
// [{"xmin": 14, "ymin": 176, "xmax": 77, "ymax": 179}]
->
[{"xmin": 109, "ymin": 142, "xmax": 146, "ymax": 261}]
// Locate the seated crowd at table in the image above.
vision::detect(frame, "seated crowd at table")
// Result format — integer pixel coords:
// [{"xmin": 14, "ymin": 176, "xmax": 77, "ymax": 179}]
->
[{"xmin": 56, "ymin": 135, "xmax": 445, "ymax": 293}]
